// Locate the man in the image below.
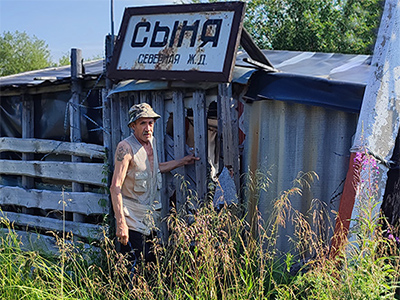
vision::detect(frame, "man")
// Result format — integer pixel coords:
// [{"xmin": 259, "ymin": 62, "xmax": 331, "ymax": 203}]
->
[{"xmin": 110, "ymin": 103, "xmax": 199, "ymax": 264}]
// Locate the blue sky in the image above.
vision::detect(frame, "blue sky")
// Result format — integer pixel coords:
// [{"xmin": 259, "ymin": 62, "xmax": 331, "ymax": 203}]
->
[{"xmin": 0, "ymin": 0, "xmax": 176, "ymax": 62}]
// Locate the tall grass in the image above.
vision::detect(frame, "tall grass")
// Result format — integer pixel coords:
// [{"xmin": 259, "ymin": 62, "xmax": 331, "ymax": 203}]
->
[{"xmin": 0, "ymin": 150, "xmax": 399, "ymax": 299}]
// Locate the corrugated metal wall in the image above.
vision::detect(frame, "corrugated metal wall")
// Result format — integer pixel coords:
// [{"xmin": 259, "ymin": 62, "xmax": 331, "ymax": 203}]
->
[{"xmin": 242, "ymin": 99, "xmax": 358, "ymax": 254}]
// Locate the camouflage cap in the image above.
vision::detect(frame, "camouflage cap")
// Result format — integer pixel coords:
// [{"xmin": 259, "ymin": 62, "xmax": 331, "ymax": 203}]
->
[{"xmin": 128, "ymin": 103, "xmax": 160, "ymax": 126}]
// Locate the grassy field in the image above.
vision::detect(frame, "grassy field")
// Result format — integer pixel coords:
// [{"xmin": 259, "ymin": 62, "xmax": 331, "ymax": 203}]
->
[{"xmin": 1, "ymin": 151, "xmax": 399, "ymax": 299}]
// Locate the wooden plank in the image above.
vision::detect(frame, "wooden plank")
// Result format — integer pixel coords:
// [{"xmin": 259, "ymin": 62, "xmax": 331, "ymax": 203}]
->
[
  {"xmin": 0, "ymin": 228, "xmax": 60, "ymax": 255},
  {"xmin": 152, "ymin": 92, "xmax": 166, "ymax": 165},
  {"xmin": 21, "ymin": 93, "xmax": 35, "ymax": 190},
  {"xmin": 119, "ymin": 93, "xmax": 130, "ymax": 139},
  {"xmin": 0, "ymin": 160, "xmax": 106, "ymax": 187},
  {"xmin": 1, "ymin": 211, "xmax": 105, "ymax": 240},
  {"xmin": 172, "ymin": 90, "xmax": 186, "ymax": 211},
  {"xmin": 0, "ymin": 185, "xmax": 108, "ymax": 215},
  {"xmin": 0, "ymin": 229, "xmax": 101, "ymax": 257},
  {"xmin": 193, "ymin": 90, "xmax": 208, "ymax": 202},
  {"xmin": 105, "ymin": 35, "xmax": 116, "ymax": 238},
  {"xmin": 140, "ymin": 91, "xmax": 151, "ymax": 105},
  {"xmin": 240, "ymin": 28, "xmax": 274, "ymax": 69},
  {"xmin": 218, "ymin": 83, "xmax": 240, "ymax": 191},
  {"xmin": 70, "ymin": 49, "xmax": 84, "ymax": 222},
  {"xmin": 0, "ymin": 137, "xmax": 105, "ymax": 158},
  {"xmin": 0, "ymin": 84, "xmax": 70, "ymax": 97},
  {"xmin": 152, "ymin": 91, "xmax": 168, "ymax": 240},
  {"xmin": 102, "ymin": 88, "xmax": 112, "ymax": 163},
  {"xmin": 231, "ymin": 94, "xmax": 240, "ymax": 191},
  {"xmin": 110, "ymin": 93, "xmax": 121, "ymax": 164}
]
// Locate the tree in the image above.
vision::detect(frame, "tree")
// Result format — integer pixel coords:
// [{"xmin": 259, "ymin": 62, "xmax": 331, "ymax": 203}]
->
[
  {"xmin": 57, "ymin": 52, "xmax": 71, "ymax": 66},
  {"xmin": 0, "ymin": 30, "xmax": 52, "ymax": 76},
  {"xmin": 244, "ymin": 0, "xmax": 383, "ymax": 54}
]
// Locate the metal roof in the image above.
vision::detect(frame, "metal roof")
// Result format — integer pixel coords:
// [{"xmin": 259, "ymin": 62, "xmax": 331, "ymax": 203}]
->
[
  {"xmin": 0, "ymin": 59, "xmax": 104, "ymax": 88},
  {"xmin": 0, "ymin": 50, "xmax": 371, "ymax": 113},
  {"xmin": 0, "ymin": 50, "xmax": 371, "ymax": 88},
  {"xmin": 237, "ymin": 50, "xmax": 371, "ymax": 85}
]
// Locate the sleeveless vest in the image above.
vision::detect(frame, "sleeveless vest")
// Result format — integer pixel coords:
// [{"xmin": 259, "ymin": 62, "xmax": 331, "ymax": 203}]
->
[{"xmin": 121, "ymin": 134, "xmax": 162, "ymax": 235}]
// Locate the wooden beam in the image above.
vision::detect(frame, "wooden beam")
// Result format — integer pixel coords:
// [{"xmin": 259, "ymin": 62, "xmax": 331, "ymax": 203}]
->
[
  {"xmin": 0, "ymin": 160, "xmax": 106, "ymax": 187},
  {"xmin": 0, "ymin": 84, "xmax": 70, "ymax": 97},
  {"xmin": 105, "ymin": 34, "xmax": 116, "ymax": 238},
  {"xmin": 193, "ymin": 90, "xmax": 208, "ymax": 202},
  {"xmin": 152, "ymin": 91, "xmax": 168, "ymax": 240},
  {"xmin": 0, "ymin": 185, "xmax": 108, "ymax": 215},
  {"xmin": 2, "ymin": 211, "xmax": 104, "ymax": 240},
  {"xmin": 70, "ymin": 49, "xmax": 84, "ymax": 222},
  {"xmin": 172, "ymin": 90, "xmax": 186, "ymax": 211},
  {"xmin": 110, "ymin": 93, "xmax": 121, "ymax": 164},
  {"xmin": 218, "ymin": 83, "xmax": 240, "ymax": 191},
  {"xmin": 240, "ymin": 28, "xmax": 274, "ymax": 69},
  {"xmin": 102, "ymin": 88, "xmax": 112, "ymax": 163},
  {"xmin": 0, "ymin": 229, "xmax": 101, "ymax": 257},
  {"xmin": 119, "ymin": 93, "xmax": 130, "ymax": 139},
  {"xmin": 0, "ymin": 137, "xmax": 105, "ymax": 158},
  {"xmin": 140, "ymin": 91, "xmax": 151, "ymax": 105},
  {"xmin": 152, "ymin": 91, "xmax": 166, "ymax": 167},
  {"xmin": 21, "ymin": 93, "xmax": 35, "ymax": 189}
]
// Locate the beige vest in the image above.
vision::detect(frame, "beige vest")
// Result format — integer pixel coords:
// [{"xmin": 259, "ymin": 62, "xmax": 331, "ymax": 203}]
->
[{"xmin": 121, "ymin": 134, "xmax": 162, "ymax": 235}]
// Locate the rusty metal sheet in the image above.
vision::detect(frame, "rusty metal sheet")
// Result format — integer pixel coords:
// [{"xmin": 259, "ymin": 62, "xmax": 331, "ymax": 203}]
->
[{"xmin": 242, "ymin": 100, "xmax": 358, "ymax": 253}]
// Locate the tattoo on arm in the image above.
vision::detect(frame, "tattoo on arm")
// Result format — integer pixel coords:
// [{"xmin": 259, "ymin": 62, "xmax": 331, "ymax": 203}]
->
[{"xmin": 116, "ymin": 145, "xmax": 129, "ymax": 161}]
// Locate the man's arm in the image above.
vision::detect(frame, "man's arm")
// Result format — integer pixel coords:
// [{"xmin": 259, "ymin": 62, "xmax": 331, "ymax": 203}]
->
[
  {"xmin": 159, "ymin": 154, "xmax": 200, "ymax": 173},
  {"xmin": 110, "ymin": 140, "xmax": 131, "ymax": 245}
]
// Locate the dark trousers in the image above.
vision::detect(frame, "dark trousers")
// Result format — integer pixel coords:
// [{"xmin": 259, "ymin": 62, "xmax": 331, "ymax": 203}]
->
[{"xmin": 119, "ymin": 230, "xmax": 156, "ymax": 266}]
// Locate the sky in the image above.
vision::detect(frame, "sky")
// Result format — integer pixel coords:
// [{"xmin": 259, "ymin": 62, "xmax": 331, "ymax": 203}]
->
[{"xmin": 0, "ymin": 0, "xmax": 178, "ymax": 62}]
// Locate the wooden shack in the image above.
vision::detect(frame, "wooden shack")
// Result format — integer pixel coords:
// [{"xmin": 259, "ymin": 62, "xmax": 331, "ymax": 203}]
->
[
  {"xmin": 0, "ymin": 3, "xmax": 374, "ymax": 256},
  {"xmin": 0, "ymin": 38, "xmax": 249, "ymax": 252},
  {"xmin": 0, "ymin": 49, "xmax": 111, "ymax": 252}
]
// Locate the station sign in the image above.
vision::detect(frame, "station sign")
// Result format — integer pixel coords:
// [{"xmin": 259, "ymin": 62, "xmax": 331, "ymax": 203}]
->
[{"xmin": 108, "ymin": 2, "xmax": 245, "ymax": 82}]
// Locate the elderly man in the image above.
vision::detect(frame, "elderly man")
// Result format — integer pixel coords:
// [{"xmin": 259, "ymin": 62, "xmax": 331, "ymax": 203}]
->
[{"xmin": 110, "ymin": 103, "xmax": 198, "ymax": 265}]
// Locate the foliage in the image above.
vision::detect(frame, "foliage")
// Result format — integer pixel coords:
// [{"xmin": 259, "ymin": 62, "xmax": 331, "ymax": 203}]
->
[
  {"xmin": 244, "ymin": 0, "xmax": 384, "ymax": 54},
  {"xmin": 57, "ymin": 52, "xmax": 71, "ymax": 67},
  {"xmin": 55, "ymin": 51, "xmax": 104, "ymax": 67},
  {"xmin": 0, "ymin": 158, "xmax": 399, "ymax": 299},
  {"xmin": 0, "ymin": 30, "xmax": 52, "ymax": 76}
]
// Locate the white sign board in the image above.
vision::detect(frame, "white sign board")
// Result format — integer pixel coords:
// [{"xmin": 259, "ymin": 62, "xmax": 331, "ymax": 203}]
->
[{"xmin": 109, "ymin": 2, "xmax": 245, "ymax": 82}]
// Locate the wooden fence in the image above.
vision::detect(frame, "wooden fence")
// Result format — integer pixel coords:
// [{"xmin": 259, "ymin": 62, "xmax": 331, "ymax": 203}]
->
[{"xmin": 0, "ymin": 137, "xmax": 108, "ymax": 243}]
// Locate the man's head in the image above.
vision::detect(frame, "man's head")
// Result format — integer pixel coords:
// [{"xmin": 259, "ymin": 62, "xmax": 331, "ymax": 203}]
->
[
  {"xmin": 128, "ymin": 103, "xmax": 160, "ymax": 126},
  {"xmin": 128, "ymin": 103, "xmax": 160, "ymax": 144}
]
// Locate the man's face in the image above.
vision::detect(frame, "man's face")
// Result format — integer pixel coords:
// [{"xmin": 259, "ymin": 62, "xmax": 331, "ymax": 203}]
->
[{"xmin": 131, "ymin": 117, "xmax": 155, "ymax": 144}]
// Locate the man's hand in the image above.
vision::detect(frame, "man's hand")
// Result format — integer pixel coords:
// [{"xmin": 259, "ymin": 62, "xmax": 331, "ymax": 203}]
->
[
  {"xmin": 181, "ymin": 154, "xmax": 200, "ymax": 165},
  {"xmin": 159, "ymin": 154, "xmax": 200, "ymax": 173},
  {"xmin": 116, "ymin": 220, "xmax": 129, "ymax": 245}
]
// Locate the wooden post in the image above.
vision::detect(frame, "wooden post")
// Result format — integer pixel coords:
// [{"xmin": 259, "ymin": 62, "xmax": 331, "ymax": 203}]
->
[
  {"xmin": 21, "ymin": 92, "xmax": 34, "ymax": 189},
  {"xmin": 102, "ymin": 88, "xmax": 112, "ymax": 170},
  {"xmin": 140, "ymin": 91, "xmax": 151, "ymax": 105},
  {"xmin": 152, "ymin": 91, "xmax": 168, "ymax": 239},
  {"xmin": 218, "ymin": 83, "xmax": 240, "ymax": 192},
  {"xmin": 70, "ymin": 48, "xmax": 84, "ymax": 222},
  {"xmin": 193, "ymin": 90, "xmax": 208, "ymax": 202},
  {"xmin": 110, "ymin": 93, "xmax": 121, "ymax": 163},
  {"xmin": 21, "ymin": 92, "xmax": 34, "ymax": 215},
  {"xmin": 104, "ymin": 34, "xmax": 115, "ymax": 237},
  {"xmin": 172, "ymin": 90, "xmax": 186, "ymax": 211},
  {"xmin": 119, "ymin": 93, "xmax": 130, "ymax": 139}
]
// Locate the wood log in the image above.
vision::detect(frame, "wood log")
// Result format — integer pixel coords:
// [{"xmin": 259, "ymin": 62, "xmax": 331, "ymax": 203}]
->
[
  {"xmin": 172, "ymin": 90, "xmax": 186, "ymax": 210},
  {"xmin": 0, "ymin": 137, "xmax": 105, "ymax": 159},
  {"xmin": 193, "ymin": 90, "xmax": 208, "ymax": 202},
  {"xmin": 0, "ymin": 160, "xmax": 106, "ymax": 187},
  {"xmin": 2, "ymin": 211, "xmax": 105, "ymax": 240},
  {"xmin": 0, "ymin": 185, "xmax": 108, "ymax": 215},
  {"xmin": 0, "ymin": 229, "xmax": 101, "ymax": 257}
]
